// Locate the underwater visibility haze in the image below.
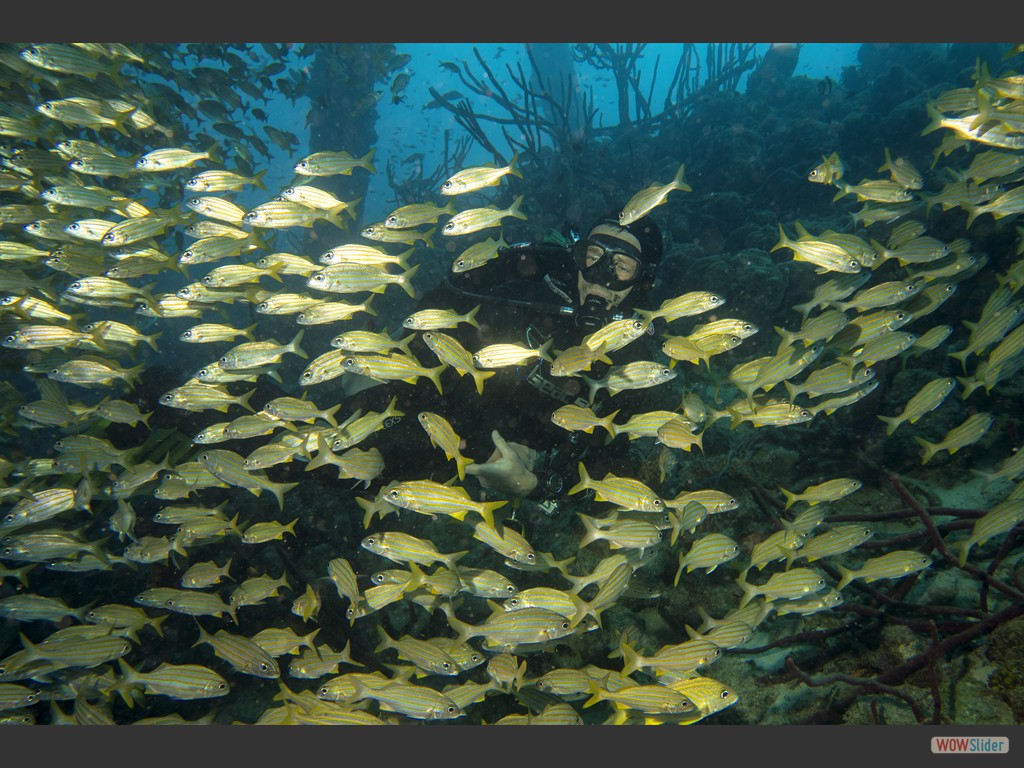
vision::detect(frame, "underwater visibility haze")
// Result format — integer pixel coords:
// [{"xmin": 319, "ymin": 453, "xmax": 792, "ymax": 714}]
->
[{"xmin": 0, "ymin": 41, "xmax": 1022, "ymax": 726}]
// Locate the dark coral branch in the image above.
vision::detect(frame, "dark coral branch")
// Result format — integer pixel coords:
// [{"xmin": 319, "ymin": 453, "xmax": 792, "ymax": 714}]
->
[
  {"xmin": 785, "ymin": 656, "xmax": 926, "ymax": 723},
  {"xmin": 888, "ymin": 474, "xmax": 1024, "ymax": 603}
]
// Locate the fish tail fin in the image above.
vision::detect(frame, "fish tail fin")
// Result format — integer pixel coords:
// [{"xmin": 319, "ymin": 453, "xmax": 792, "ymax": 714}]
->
[
  {"xmin": 836, "ymin": 565, "xmax": 856, "ymax": 591},
  {"xmin": 582, "ymin": 374, "xmax": 600, "ymax": 405},
  {"xmin": 465, "ymin": 304, "xmax": 482, "ymax": 329},
  {"xmin": 537, "ymin": 337, "xmax": 555, "ymax": 363},
  {"xmin": 270, "ymin": 481, "xmax": 299, "ymax": 512},
  {"xmin": 963, "ymin": 202, "xmax": 981, "ymax": 230},
  {"xmin": 250, "ymin": 169, "xmax": 267, "ymax": 190},
  {"xmin": 783, "ymin": 379, "xmax": 800, "ymax": 403},
  {"xmin": 478, "ymin": 499, "xmax": 505, "ymax": 529},
  {"xmin": 396, "ymin": 333, "xmax": 415, "ymax": 355},
  {"xmin": 395, "ymin": 247, "xmax": 413, "ymax": 270},
  {"xmin": 124, "ymin": 363, "xmax": 146, "ymax": 388},
  {"xmin": 770, "ymin": 224, "xmax": 790, "ymax": 253},
  {"xmin": 508, "ymin": 150, "xmax": 523, "ymax": 179},
  {"xmin": 582, "ymin": 678, "xmax": 606, "ymax": 709},
  {"xmin": 144, "ymin": 331, "xmax": 162, "ymax": 352},
  {"xmin": 238, "ymin": 388, "xmax": 256, "ymax": 413},
  {"xmin": 356, "ymin": 496, "xmax": 377, "ymax": 529},
  {"xmin": 325, "ymin": 207, "xmax": 348, "ymax": 230},
  {"xmin": 509, "ymin": 194, "xmax": 527, "ymax": 221},
  {"xmin": 289, "ymin": 328, "xmax": 308, "ymax": 360},
  {"xmin": 955, "ymin": 538, "xmax": 972, "ymax": 568},
  {"xmin": 112, "ymin": 658, "xmax": 140, "ymax": 707},
  {"xmin": 914, "ymin": 436, "xmax": 940, "ymax": 465},
  {"xmin": 241, "ymin": 322, "xmax": 259, "ymax": 341},
  {"xmin": 876, "ymin": 414, "xmax": 901, "ymax": 436},
  {"xmin": 779, "ymin": 487, "xmax": 797, "ymax": 511},
  {"xmin": 671, "ymin": 161, "xmax": 691, "ymax": 191},
  {"xmin": 426, "ymin": 364, "xmax": 446, "ymax": 395},
  {"xmin": 399, "ymin": 263, "xmax": 420, "ymax": 299},
  {"xmin": 569, "ymin": 592, "xmax": 592, "ymax": 629},
  {"xmin": 619, "ymin": 640, "xmax": 643, "ymax": 676},
  {"xmin": 441, "ymin": 602, "xmax": 473, "ymax": 649},
  {"xmin": 322, "ymin": 404, "xmax": 341, "ymax": 428},
  {"xmin": 921, "ymin": 102, "xmax": 944, "ymax": 136},
  {"xmin": 568, "ymin": 461, "xmax": 590, "ymax": 496},
  {"xmin": 383, "ymin": 394, "xmax": 404, "ymax": 420},
  {"xmin": 735, "ymin": 574, "xmax": 758, "ymax": 609},
  {"xmin": 600, "ymin": 409, "xmax": 621, "ymax": 439},
  {"xmin": 373, "ymin": 624, "xmax": 393, "ymax": 655},
  {"xmin": 878, "ymin": 146, "xmax": 894, "ymax": 175},
  {"xmin": 472, "ymin": 368, "xmax": 496, "ymax": 396},
  {"xmin": 577, "ymin": 512, "xmax": 601, "ymax": 548},
  {"xmin": 673, "ymin": 551, "xmax": 686, "ymax": 588},
  {"xmin": 360, "ymin": 148, "xmax": 376, "ymax": 174},
  {"xmin": 942, "ymin": 348, "xmax": 966, "ymax": 376}
]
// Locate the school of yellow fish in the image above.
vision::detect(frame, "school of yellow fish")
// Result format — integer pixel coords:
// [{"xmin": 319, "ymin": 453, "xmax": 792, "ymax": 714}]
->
[{"xmin": 0, "ymin": 43, "xmax": 1022, "ymax": 725}]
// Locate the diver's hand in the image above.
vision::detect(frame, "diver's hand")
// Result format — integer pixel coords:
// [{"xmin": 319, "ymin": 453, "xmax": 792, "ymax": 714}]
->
[{"xmin": 465, "ymin": 430, "xmax": 539, "ymax": 497}]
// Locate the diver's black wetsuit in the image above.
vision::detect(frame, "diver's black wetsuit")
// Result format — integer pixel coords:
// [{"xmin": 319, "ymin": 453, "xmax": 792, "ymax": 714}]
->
[{"xmin": 342, "ymin": 238, "xmax": 678, "ymax": 515}]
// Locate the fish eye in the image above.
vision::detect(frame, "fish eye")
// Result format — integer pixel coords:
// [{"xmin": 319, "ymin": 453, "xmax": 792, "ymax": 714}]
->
[
  {"xmin": 386, "ymin": 215, "xmax": 398, "ymax": 226},
  {"xmin": 218, "ymin": 683, "xmax": 226, "ymax": 690},
  {"xmin": 442, "ymin": 662, "xmax": 452, "ymax": 670},
  {"xmin": 297, "ymin": 162, "xmax": 309, "ymax": 170},
  {"xmin": 508, "ymin": 598, "xmax": 519, "ymax": 607},
  {"xmin": 561, "ymin": 621, "xmax": 570, "ymax": 630},
  {"xmin": 70, "ymin": 281, "xmax": 82, "ymax": 290},
  {"xmin": 525, "ymin": 553, "xmax": 535, "ymax": 562},
  {"xmin": 49, "ymin": 368, "xmax": 59, "ymax": 375},
  {"xmin": 711, "ymin": 295, "xmax": 722, "ymax": 304},
  {"xmin": 218, "ymin": 357, "xmax": 228, "ymax": 364},
  {"xmin": 442, "ymin": 181, "xmax": 452, "ymax": 190},
  {"xmin": 365, "ymin": 537, "xmax": 375, "ymax": 546},
  {"xmin": 302, "ymin": 371, "xmax": 312, "ymax": 380},
  {"xmin": 505, "ymin": 585, "xmax": 515, "ymax": 594},
  {"xmin": 259, "ymin": 663, "xmax": 269, "ymax": 672},
  {"xmin": 372, "ymin": 574, "xmax": 385, "ymax": 584}
]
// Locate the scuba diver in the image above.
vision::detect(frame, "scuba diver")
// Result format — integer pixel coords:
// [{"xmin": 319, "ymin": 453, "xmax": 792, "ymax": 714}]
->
[{"xmin": 343, "ymin": 210, "xmax": 675, "ymax": 518}]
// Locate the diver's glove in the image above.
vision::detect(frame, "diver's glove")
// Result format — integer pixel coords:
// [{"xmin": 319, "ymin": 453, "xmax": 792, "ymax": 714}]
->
[{"xmin": 465, "ymin": 430, "xmax": 539, "ymax": 497}]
